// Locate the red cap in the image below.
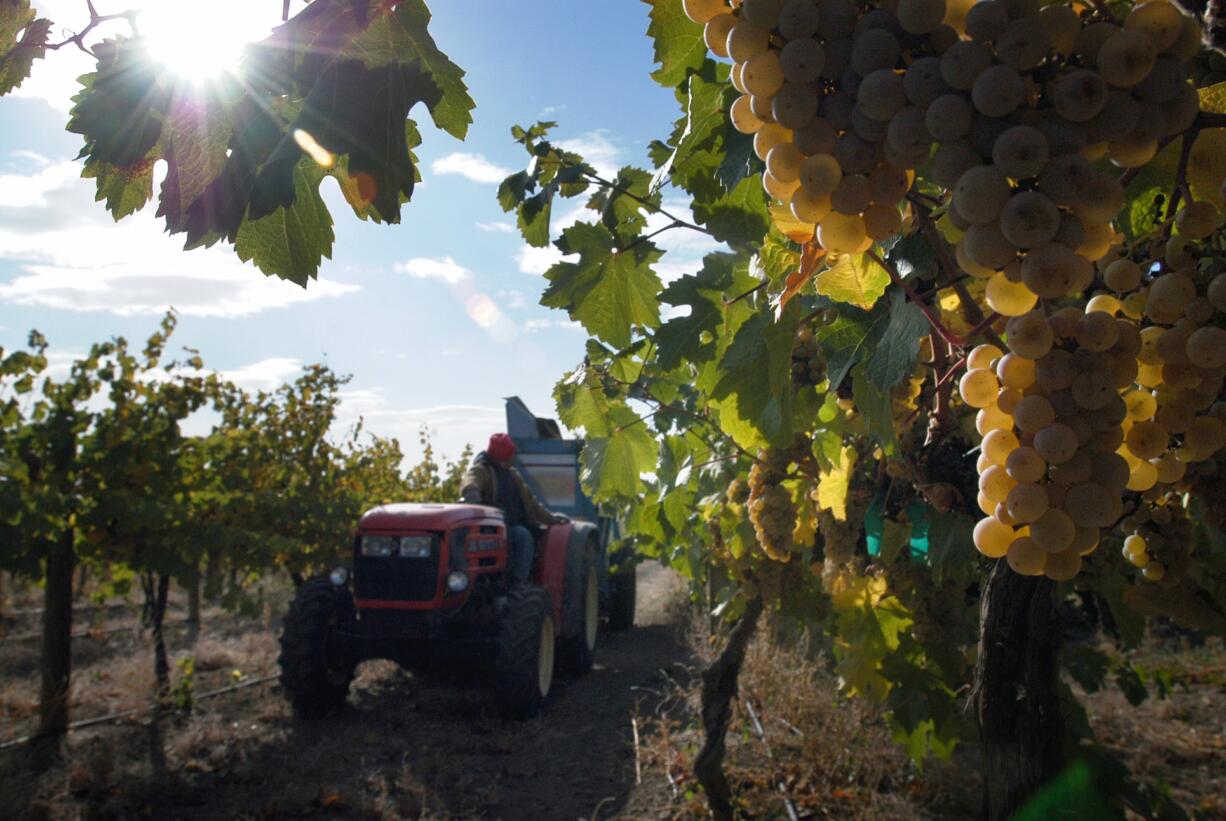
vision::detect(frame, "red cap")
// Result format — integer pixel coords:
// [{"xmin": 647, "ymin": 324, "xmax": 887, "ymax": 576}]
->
[{"xmin": 487, "ymin": 433, "xmax": 516, "ymax": 463}]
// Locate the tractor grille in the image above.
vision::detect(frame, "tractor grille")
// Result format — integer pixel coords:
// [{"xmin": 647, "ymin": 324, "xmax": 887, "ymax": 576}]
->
[{"xmin": 355, "ymin": 551, "xmax": 440, "ymax": 602}]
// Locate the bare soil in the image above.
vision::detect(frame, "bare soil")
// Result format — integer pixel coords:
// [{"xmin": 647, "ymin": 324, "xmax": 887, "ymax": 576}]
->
[{"xmin": 0, "ymin": 564, "xmax": 691, "ymax": 820}]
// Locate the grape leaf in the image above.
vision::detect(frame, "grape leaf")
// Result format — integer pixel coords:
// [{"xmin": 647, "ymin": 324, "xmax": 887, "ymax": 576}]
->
[
  {"xmin": 817, "ymin": 445, "xmax": 855, "ymax": 520},
  {"xmin": 814, "ymin": 308, "xmax": 879, "ymax": 391},
  {"xmin": 710, "ymin": 302, "xmax": 800, "ymax": 448},
  {"xmin": 644, "ymin": 0, "xmax": 707, "ymax": 88},
  {"xmin": 692, "ymin": 174, "xmax": 770, "ymax": 247},
  {"xmin": 62, "ymin": 0, "xmax": 471, "ymax": 284},
  {"xmin": 654, "ymin": 67, "xmax": 733, "ymax": 200},
  {"xmin": 234, "ymin": 159, "xmax": 335, "ymax": 286},
  {"xmin": 815, "ymin": 253, "xmax": 891, "ymax": 310},
  {"xmin": 863, "ymin": 288, "xmax": 929, "ymax": 392},
  {"xmin": 83, "ymin": 158, "xmax": 156, "ymax": 220},
  {"xmin": 0, "ymin": 1, "xmax": 49, "ymax": 96},
  {"xmin": 541, "ymin": 223, "xmax": 664, "ymax": 348},
  {"xmin": 655, "ymin": 252, "xmax": 754, "ymax": 370},
  {"xmin": 852, "ymin": 363, "xmax": 898, "ymax": 455},
  {"xmin": 590, "ymin": 167, "xmax": 656, "ymax": 245}
]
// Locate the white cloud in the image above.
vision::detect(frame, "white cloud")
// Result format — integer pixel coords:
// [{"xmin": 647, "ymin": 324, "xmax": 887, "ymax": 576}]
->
[
  {"xmin": 557, "ymin": 130, "xmax": 624, "ymax": 179},
  {"xmin": 431, "ymin": 152, "xmax": 513, "ymax": 185},
  {"xmin": 0, "ymin": 161, "xmax": 80, "ymax": 207},
  {"xmin": 335, "ymin": 390, "xmax": 501, "ymax": 465},
  {"xmin": 497, "ymin": 289, "xmax": 528, "ymax": 310},
  {"xmin": 476, "ymin": 220, "xmax": 517, "ymax": 234},
  {"xmin": 523, "ymin": 318, "xmax": 582, "ymax": 333},
  {"xmin": 395, "ymin": 256, "xmax": 473, "ymax": 285},
  {"xmin": 221, "ymin": 357, "xmax": 303, "ymax": 391},
  {"xmin": 515, "ymin": 244, "xmax": 565, "ymax": 275},
  {"xmin": 541, "ymin": 104, "xmax": 566, "ymax": 116}
]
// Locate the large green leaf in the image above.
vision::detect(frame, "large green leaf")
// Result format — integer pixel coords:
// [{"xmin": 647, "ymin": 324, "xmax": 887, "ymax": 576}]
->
[
  {"xmin": 644, "ymin": 0, "xmax": 707, "ymax": 88},
  {"xmin": 580, "ymin": 403, "xmax": 657, "ymax": 500},
  {"xmin": 541, "ymin": 222, "xmax": 664, "ymax": 348}
]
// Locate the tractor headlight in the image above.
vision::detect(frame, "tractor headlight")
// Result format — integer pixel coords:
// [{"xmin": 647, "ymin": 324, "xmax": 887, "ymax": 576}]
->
[
  {"xmin": 446, "ymin": 571, "xmax": 469, "ymax": 593},
  {"xmin": 328, "ymin": 567, "xmax": 349, "ymax": 587},
  {"xmin": 360, "ymin": 535, "xmax": 395, "ymax": 557},
  {"xmin": 399, "ymin": 535, "xmax": 433, "ymax": 558}
]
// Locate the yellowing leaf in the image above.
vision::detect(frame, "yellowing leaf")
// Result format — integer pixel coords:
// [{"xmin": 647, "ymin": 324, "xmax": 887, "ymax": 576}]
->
[
  {"xmin": 817, "ymin": 445, "xmax": 855, "ymax": 520},
  {"xmin": 814, "ymin": 253, "xmax": 890, "ymax": 310}
]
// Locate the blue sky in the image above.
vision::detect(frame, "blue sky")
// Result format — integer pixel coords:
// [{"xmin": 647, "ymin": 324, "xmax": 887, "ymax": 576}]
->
[{"xmin": 0, "ymin": 0, "xmax": 718, "ymax": 464}]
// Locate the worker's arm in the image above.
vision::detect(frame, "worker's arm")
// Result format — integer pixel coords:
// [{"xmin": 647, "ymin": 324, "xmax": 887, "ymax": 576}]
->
[
  {"xmin": 513, "ymin": 468, "xmax": 568, "ymax": 526},
  {"xmin": 459, "ymin": 462, "xmax": 491, "ymax": 504}
]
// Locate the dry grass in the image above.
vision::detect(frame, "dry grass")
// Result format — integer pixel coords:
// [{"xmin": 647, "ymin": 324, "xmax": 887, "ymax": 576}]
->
[
  {"xmin": 1079, "ymin": 637, "xmax": 1226, "ymax": 819},
  {"xmin": 630, "ymin": 614, "xmax": 971, "ymax": 820}
]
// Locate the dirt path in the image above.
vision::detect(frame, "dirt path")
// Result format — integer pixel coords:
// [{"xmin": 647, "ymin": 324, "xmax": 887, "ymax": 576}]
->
[{"xmin": 3, "ymin": 564, "xmax": 690, "ymax": 820}]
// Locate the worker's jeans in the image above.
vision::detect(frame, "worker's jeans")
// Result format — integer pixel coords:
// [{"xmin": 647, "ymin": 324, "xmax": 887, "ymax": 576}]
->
[{"xmin": 508, "ymin": 525, "xmax": 535, "ymax": 582}]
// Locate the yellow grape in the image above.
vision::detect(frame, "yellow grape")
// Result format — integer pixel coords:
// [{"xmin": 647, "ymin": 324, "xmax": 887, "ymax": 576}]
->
[
  {"xmin": 753, "ymin": 123, "xmax": 793, "ymax": 162},
  {"xmin": 978, "ymin": 490, "xmax": 996, "ymax": 515},
  {"xmin": 985, "ymin": 272, "xmax": 1038, "ymax": 317},
  {"xmin": 1007, "ymin": 537, "xmax": 1047, "ymax": 576},
  {"xmin": 704, "ymin": 13, "xmax": 738, "ymax": 58},
  {"xmin": 799, "ymin": 153, "xmax": 843, "ymax": 197},
  {"xmin": 727, "ymin": 19, "xmax": 771, "ymax": 62},
  {"xmin": 684, "ymin": 0, "xmax": 729, "ymax": 23},
  {"xmin": 961, "ymin": 368, "xmax": 1000, "ymax": 408},
  {"xmin": 730, "ymin": 95, "xmax": 764, "ymax": 134},
  {"xmin": 983, "ymin": 428, "xmax": 1021, "ymax": 465},
  {"xmin": 1141, "ymin": 562, "xmax": 1166, "ymax": 581},
  {"xmin": 1031, "ymin": 508, "xmax": 1075, "ymax": 553},
  {"xmin": 996, "ymin": 353, "xmax": 1036, "ymax": 390},
  {"xmin": 1005, "ymin": 446, "xmax": 1046, "ymax": 483},
  {"xmin": 1124, "ymin": 533, "xmax": 1148, "ymax": 554},
  {"xmin": 974, "ymin": 516, "xmax": 1015, "ymax": 558},
  {"xmin": 980, "ymin": 464, "xmax": 1018, "ymax": 503},
  {"xmin": 1126, "ymin": 459, "xmax": 1158, "ymax": 491},
  {"xmin": 967, "ymin": 343, "xmax": 1004, "ymax": 370},
  {"xmin": 1044, "ymin": 548, "xmax": 1081, "ymax": 581},
  {"xmin": 790, "ymin": 188, "xmax": 832, "ymax": 224},
  {"xmin": 763, "ymin": 170, "xmax": 801, "ymax": 202},
  {"xmin": 817, "ymin": 212, "xmax": 868, "ymax": 254},
  {"xmin": 1006, "ymin": 483, "xmax": 1049, "ymax": 524},
  {"xmin": 978, "ymin": 404, "xmax": 1015, "ymax": 435},
  {"xmin": 1124, "ymin": 389, "xmax": 1157, "ymax": 421}
]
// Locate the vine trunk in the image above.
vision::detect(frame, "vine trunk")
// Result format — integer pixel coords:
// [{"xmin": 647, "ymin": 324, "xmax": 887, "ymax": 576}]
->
[{"xmin": 971, "ymin": 561, "xmax": 1064, "ymax": 819}]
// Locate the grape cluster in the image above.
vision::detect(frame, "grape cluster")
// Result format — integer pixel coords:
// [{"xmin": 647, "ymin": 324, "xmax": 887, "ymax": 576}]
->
[
  {"xmin": 685, "ymin": 0, "xmax": 928, "ymax": 250},
  {"xmin": 727, "ymin": 475, "xmax": 752, "ymax": 505},
  {"xmin": 792, "ymin": 324, "xmax": 828, "ymax": 387},
  {"xmin": 748, "ymin": 444, "xmax": 802, "ymax": 560}
]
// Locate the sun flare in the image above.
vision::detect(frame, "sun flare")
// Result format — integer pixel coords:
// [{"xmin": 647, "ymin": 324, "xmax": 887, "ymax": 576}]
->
[{"xmin": 137, "ymin": 2, "xmax": 274, "ymax": 81}]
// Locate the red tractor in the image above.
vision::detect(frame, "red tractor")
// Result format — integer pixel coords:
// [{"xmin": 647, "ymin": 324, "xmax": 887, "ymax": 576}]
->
[{"xmin": 278, "ymin": 399, "xmax": 635, "ymax": 718}]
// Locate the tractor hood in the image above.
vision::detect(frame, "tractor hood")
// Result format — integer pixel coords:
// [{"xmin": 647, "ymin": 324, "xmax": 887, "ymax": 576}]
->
[{"xmin": 358, "ymin": 503, "xmax": 504, "ymax": 532}]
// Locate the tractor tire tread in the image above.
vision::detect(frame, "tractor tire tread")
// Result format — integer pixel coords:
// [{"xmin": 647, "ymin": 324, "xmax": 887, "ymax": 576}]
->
[{"xmin": 278, "ymin": 578, "xmax": 355, "ymax": 717}]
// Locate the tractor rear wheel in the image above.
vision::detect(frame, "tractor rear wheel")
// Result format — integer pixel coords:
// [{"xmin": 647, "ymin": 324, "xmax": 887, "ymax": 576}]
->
[
  {"xmin": 278, "ymin": 578, "xmax": 356, "ymax": 716},
  {"xmin": 493, "ymin": 584, "xmax": 554, "ymax": 719},
  {"xmin": 559, "ymin": 542, "xmax": 598, "ymax": 676},
  {"xmin": 607, "ymin": 557, "xmax": 636, "ymax": 632}
]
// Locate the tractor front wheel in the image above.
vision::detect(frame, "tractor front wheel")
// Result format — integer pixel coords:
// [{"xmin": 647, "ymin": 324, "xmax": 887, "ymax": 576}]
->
[
  {"xmin": 493, "ymin": 585, "xmax": 554, "ymax": 719},
  {"xmin": 278, "ymin": 578, "xmax": 356, "ymax": 716}
]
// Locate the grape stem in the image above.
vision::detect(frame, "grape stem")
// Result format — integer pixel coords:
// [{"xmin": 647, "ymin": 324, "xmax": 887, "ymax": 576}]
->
[
  {"xmin": 724, "ymin": 281, "xmax": 766, "ymax": 307},
  {"xmin": 1162, "ymin": 130, "xmax": 1199, "ymax": 238},
  {"xmin": 0, "ymin": 1, "xmax": 140, "ymax": 60},
  {"xmin": 908, "ymin": 201, "xmax": 1008, "ymax": 349},
  {"xmin": 868, "ymin": 249, "xmax": 1001, "ymax": 350}
]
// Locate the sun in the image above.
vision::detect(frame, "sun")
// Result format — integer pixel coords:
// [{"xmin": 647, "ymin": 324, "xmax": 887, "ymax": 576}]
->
[{"xmin": 137, "ymin": 2, "xmax": 274, "ymax": 81}]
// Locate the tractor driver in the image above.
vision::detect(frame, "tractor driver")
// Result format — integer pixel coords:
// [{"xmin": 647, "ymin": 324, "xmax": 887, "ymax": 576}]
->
[{"xmin": 460, "ymin": 433, "xmax": 569, "ymax": 582}]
